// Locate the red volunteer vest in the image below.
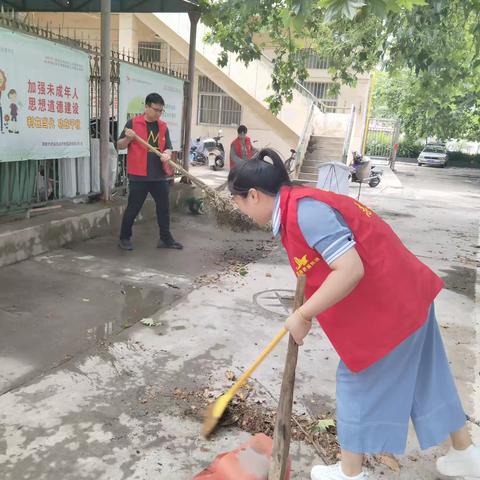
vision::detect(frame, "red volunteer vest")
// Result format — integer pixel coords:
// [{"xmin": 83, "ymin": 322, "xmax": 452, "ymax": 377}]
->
[
  {"xmin": 127, "ymin": 115, "xmax": 167, "ymax": 176},
  {"xmin": 230, "ymin": 136, "xmax": 253, "ymax": 169},
  {"xmin": 280, "ymin": 186, "xmax": 444, "ymax": 372}
]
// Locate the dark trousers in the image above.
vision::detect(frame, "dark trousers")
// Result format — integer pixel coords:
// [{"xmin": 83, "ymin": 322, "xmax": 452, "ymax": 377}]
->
[{"xmin": 120, "ymin": 181, "xmax": 171, "ymax": 241}]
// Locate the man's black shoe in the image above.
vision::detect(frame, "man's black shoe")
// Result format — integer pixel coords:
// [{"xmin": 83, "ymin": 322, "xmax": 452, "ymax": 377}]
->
[
  {"xmin": 118, "ymin": 239, "xmax": 134, "ymax": 251},
  {"xmin": 157, "ymin": 238, "xmax": 183, "ymax": 250}
]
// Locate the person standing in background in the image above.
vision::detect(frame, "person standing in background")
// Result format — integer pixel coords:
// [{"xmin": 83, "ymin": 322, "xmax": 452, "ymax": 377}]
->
[
  {"xmin": 229, "ymin": 124, "xmax": 257, "ymax": 169},
  {"xmin": 117, "ymin": 92, "xmax": 183, "ymax": 251}
]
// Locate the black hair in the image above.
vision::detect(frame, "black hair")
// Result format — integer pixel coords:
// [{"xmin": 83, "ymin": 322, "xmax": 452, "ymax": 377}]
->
[
  {"xmin": 145, "ymin": 93, "xmax": 165, "ymax": 106},
  {"xmin": 7, "ymin": 89, "xmax": 16, "ymax": 97},
  {"xmin": 237, "ymin": 125, "xmax": 248, "ymax": 134},
  {"xmin": 228, "ymin": 148, "xmax": 291, "ymax": 197}
]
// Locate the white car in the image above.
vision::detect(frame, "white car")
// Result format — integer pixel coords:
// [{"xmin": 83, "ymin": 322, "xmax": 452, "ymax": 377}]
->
[{"xmin": 417, "ymin": 145, "xmax": 448, "ymax": 167}]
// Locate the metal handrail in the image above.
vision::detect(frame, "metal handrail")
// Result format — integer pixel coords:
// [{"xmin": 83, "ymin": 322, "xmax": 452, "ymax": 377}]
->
[
  {"xmin": 341, "ymin": 105, "xmax": 356, "ymax": 164},
  {"xmin": 291, "ymin": 101, "xmax": 316, "ymax": 179}
]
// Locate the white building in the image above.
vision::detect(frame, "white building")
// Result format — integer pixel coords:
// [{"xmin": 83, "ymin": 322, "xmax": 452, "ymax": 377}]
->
[{"xmin": 30, "ymin": 11, "xmax": 372, "ymax": 180}]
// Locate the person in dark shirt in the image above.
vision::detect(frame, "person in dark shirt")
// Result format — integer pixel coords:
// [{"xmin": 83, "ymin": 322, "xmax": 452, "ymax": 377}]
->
[
  {"xmin": 117, "ymin": 92, "xmax": 183, "ymax": 251},
  {"xmin": 8, "ymin": 89, "xmax": 18, "ymax": 134}
]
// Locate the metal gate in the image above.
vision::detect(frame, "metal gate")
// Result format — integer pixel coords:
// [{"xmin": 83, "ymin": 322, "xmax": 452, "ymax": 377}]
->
[
  {"xmin": 0, "ymin": 11, "xmax": 188, "ymax": 216},
  {"xmin": 365, "ymin": 118, "xmax": 400, "ymax": 159}
]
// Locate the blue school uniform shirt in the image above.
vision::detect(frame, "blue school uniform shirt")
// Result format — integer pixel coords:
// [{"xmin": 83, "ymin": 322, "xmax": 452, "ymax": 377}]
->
[{"xmin": 272, "ymin": 193, "xmax": 356, "ymax": 265}]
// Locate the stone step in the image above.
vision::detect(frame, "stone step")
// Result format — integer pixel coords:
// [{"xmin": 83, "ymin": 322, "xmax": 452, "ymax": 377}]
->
[
  {"xmin": 301, "ymin": 165, "xmax": 320, "ymax": 174},
  {"xmin": 308, "ymin": 136, "xmax": 344, "ymax": 147},
  {"xmin": 304, "ymin": 155, "xmax": 342, "ymax": 164},
  {"xmin": 308, "ymin": 142, "xmax": 345, "ymax": 150},
  {"xmin": 310, "ymin": 135, "xmax": 344, "ymax": 142},
  {"xmin": 307, "ymin": 145, "xmax": 344, "ymax": 152},
  {"xmin": 298, "ymin": 172, "xmax": 319, "ymax": 182},
  {"xmin": 307, "ymin": 150, "xmax": 344, "ymax": 159},
  {"xmin": 308, "ymin": 143, "xmax": 344, "ymax": 149},
  {"xmin": 294, "ymin": 178, "xmax": 317, "ymax": 185}
]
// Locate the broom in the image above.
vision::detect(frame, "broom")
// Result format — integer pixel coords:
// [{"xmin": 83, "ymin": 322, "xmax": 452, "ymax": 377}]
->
[{"xmin": 132, "ymin": 133, "xmax": 258, "ymax": 231}]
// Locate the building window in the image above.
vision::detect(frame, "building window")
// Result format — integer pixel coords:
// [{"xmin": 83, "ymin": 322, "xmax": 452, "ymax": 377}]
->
[
  {"xmin": 138, "ymin": 41, "xmax": 168, "ymax": 64},
  {"xmin": 299, "ymin": 49, "xmax": 330, "ymax": 69},
  {"xmin": 198, "ymin": 76, "xmax": 242, "ymax": 126},
  {"xmin": 301, "ymin": 81, "xmax": 338, "ymax": 109}
]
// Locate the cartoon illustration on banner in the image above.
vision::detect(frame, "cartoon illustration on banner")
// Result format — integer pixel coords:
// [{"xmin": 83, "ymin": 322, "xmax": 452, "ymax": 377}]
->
[{"xmin": 0, "ymin": 27, "xmax": 90, "ymax": 162}]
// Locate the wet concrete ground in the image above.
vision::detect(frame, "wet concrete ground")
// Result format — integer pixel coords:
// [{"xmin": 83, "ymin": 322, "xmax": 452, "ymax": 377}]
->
[
  {"xmin": 0, "ymin": 211, "xmax": 271, "ymax": 394},
  {"xmin": 0, "ymin": 162, "xmax": 479, "ymax": 479}
]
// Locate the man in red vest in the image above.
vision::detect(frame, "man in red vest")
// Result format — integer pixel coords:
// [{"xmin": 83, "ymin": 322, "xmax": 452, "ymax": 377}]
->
[
  {"xmin": 117, "ymin": 93, "xmax": 183, "ymax": 251},
  {"xmin": 229, "ymin": 125, "xmax": 257, "ymax": 169}
]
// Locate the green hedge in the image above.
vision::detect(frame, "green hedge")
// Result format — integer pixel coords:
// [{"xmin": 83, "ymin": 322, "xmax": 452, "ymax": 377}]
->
[
  {"xmin": 366, "ymin": 137, "xmax": 480, "ymax": 167},
  {"xmin": 447, "ymin": 151, "xmax": 480, "ymax": 167},
  {"xmin": 397, "ymin": 139, "xmax": 422, "ymax": 158},
  {"xmin": 366, "ymin": 138, "xmax": 424, "ymax": 158}
]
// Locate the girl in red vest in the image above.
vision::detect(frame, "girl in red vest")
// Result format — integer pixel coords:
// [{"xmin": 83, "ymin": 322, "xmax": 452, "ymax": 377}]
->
[
  {"xmin": 230, "ymin": 124, "xmax": 256, "ymax": 169},
  {"xmin": 228, "ymin": 148, "xmax": 480, "ymax": 480}
]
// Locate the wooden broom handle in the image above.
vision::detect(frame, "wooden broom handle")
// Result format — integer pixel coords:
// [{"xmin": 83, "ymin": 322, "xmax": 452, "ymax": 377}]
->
[
  {"xmin": 132, "ymin": 133, "xmax": 214, "ymax": 193},
  {"xmin": 268, "ymin": 275, "xmax": 307, "ymax": 480},
  {"xmin": 225, "ymin": 327, "xmax": 288, "ymax": 399}
]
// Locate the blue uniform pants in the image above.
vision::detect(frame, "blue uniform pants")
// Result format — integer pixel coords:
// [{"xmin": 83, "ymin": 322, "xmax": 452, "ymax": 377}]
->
[{"xmin": 335, "ymin": 304, "xmax": 466, "ymax": 454}]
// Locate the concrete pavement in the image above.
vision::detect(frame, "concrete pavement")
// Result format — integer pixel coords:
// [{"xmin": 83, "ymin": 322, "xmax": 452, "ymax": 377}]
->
[{"xmin": 0, "ymin": 162, "xmax": 479, "ymax": 479}]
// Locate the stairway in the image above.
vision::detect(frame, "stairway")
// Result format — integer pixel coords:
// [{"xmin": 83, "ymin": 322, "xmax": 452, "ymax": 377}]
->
[
  {"xmin": 298, "ymin": 136, "xmax": 345, "ymax": 183},
  {"xmin": 136, "ymin": 13, "xmax": 313, "ymax": 143}
]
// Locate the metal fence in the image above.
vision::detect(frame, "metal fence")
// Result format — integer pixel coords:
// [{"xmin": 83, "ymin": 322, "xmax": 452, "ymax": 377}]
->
[
  {"xmin": 365, "ymin": 118, "xmax": 400, "ymax": 159},
  {"xmin": 0, "ymin": 10, "xmax": 188, "ymax": 216}
]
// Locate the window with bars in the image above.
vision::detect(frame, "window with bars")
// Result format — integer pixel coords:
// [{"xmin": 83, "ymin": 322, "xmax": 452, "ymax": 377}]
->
[
  {"xmin": 299, "ymin": 49, "xmax": 331, "ymax": 69},
  {"xmin": 301, "ymin": 81, "xmax": 338, "ymax": 109},
  {"xmin": 138, "ymin": 41, "xmax": 168, "ymax": 64},
  {"xmin": 198, "ymin": 76, "xmax": 242, "ymax": 126}
]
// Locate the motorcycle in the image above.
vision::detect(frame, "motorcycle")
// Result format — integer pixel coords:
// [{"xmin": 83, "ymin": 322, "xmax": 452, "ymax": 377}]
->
[
  {"xmin": 203, "ymin": 130, "xmax": 225, "ymax": 171},
  {"xmin": 190, "ymin": 130, "xmax": 225, "ymax": 171},
  {"xmin": 350, "ymin": 151, "xmax": 383, "ymax": 188},
  {"xmin": 190, "ymin": 138, "xmax": 207, "ymax": 166}
]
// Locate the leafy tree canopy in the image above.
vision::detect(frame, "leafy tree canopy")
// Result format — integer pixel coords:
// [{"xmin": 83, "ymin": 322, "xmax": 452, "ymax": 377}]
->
[{"xmin": 199, "ymin": 0, "xmax": 480, "ymax": 140}]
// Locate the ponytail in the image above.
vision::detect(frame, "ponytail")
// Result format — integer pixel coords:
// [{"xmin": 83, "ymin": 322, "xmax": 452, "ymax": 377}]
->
[{"xmin": 228, "ymin": 148, "xmax": 291, "ymax": 197}]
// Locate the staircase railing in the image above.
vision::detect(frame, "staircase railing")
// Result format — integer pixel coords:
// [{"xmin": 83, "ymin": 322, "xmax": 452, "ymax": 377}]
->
[
  {"xmin": 341, "ymin": 105, "xmax": 356, "ymax": 164},
  {"xmin": 292, "ymin": 101, "xmax": 317, "ymax": 179},
  {"xmin": 292, "ymin": 79, "xmax": 352, "ymax": 114}
]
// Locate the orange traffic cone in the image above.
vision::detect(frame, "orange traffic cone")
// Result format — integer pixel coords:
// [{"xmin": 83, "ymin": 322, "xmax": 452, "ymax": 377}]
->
[{"xmin": 193, "ymin": 433, "xmax": 291, "ymax": 480}]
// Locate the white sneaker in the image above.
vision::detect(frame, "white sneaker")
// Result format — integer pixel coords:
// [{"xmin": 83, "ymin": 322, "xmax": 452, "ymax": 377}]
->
[
  {"xmin": 311, "ymin": 463, "xmax": 368, "ymax": 480},
  {"xmin": 436, "ymin": 444, "xmax": 480, "ymax": 477}
]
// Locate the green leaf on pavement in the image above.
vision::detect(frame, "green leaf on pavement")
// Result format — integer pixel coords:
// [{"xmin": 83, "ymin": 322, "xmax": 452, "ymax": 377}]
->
[
  {"xmin": 312, "ymin": 418, "xmax": 336, "ymax": 433},
  {"xmin": 140, "ymin": 318, "xmax": 157, "ymax": 327}
]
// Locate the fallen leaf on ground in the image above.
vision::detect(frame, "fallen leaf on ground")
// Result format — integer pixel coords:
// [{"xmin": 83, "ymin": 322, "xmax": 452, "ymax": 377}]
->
[
  {"xmin": 225, "ymin": 370, "xmax": 236, "ymax": 381},
  {"xmin": 375, "ymin": 454, "xmax": 401, "ymax": 472},
  {"xmin": 312, "ymin": 418, "xmax": 335, "ymax": 433},
  {"xmin": 140, "ymin": 318, "xmax": 157, "ymax": 327}
]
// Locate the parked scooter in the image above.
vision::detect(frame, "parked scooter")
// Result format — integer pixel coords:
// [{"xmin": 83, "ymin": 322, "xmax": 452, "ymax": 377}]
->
[
  {"xmin": 203, "ymin": 130, "xmax": 225, "ymax": 171},
  {"xmin": 190, "ymin": 138, "xmax": 207, "ymax": 166},
  {"xmin": 350, "ymin": 151, "xmax": 383, "ymax": 188},
  {"xmin": 190, "ymin": 131, "xmax": 225, "ymax": 171}
]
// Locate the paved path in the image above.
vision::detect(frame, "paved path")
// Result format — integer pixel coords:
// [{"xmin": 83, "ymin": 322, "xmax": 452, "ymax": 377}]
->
[{"xmin": 0, "ymin": 163, "xmax": 478, "ymax": 479}]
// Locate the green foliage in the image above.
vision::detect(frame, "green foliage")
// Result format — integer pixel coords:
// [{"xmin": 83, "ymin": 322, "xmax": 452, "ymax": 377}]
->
[
  {"xmin": 366, "ymin": 138, "xmax": 391, "ymax": 157},
  {"xmin": 199, "ymin": 0, "xmax": 480, "ymax": 139},
  {"xmin": 397, "ymin": 138, "xmax": 423, "ymax": 158},
  {"xmin": 372, "ymin": 61, "xmax": 480, "ymax": 142},
  {"xmin": 447, "ymin": 151, "xmax": 480, "ymax": 167},
  {"xmin": 312, "ymin": 418, "xmax": 336, "ymax": 433}
]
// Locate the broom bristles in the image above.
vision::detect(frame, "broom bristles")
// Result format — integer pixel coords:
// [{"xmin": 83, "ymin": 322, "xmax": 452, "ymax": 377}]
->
[{"xmin": 202, "ymin": 190, "xmax": 264, "ymax": 232}]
